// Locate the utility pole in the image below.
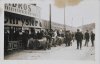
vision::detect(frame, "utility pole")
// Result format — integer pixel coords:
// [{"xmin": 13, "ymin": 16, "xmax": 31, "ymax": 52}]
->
[
  {"xmin": 64, "ymin": 4, "xmax": 66, "ymax": 35},
  {"xmin": 71, "ymin": 17, "xmax": 73, "ymax": 27},
  {"xmin": 71, "ymin": 17, "xmax": 73, "ymax": 32},
  {"xmin": 82, "ymin": 16, "xmax": 84, "ymax": 32},
  {"xmin": 49, "ymin": 4, "xmax": 51, "ymax": 31}
]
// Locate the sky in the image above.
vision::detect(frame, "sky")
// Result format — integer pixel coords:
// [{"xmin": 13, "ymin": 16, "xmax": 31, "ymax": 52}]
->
[{"xmin": 36, "ymin": 0, "xmax": 100, "ymax": 27}]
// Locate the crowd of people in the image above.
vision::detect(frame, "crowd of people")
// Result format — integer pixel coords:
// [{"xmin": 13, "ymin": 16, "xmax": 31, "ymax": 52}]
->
[
  {"xmin": 65, "ymin": 29, "xmax": 95, "ymax": 50},
  {"xmin": 4, "ymin": 28, "xmax": 95, "ymax": 55}
]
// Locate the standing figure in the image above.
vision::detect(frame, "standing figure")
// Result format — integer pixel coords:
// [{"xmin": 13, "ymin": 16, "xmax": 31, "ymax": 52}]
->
[
  {"xmin": 65, "ymin": 31, "xmax": 69, "ymax": 46},
  {"xmin": 39, "ymin": 30, "xmax": 44, "ymax": 39},
  {"xmin": 4, "ymin": 30, "xmax": 9, "ymax": 55},
  {"xmin": 46, "ymin": 32, "xmax": 52, "ymax": 49},
  {"xmin": 69, "ymin": 31, "xmax": 72, "ymax": 46},
  {"xmin": 91, "ymin": 31, "xmax": 95, "ymax": 47},
  {"xmin": 27, "ymin": 36, "xmax": 34, "ymax": 49},
  {"xmin": 65, "ymin": 31, "xmax": 72, "ymax": 46},
  {"xmin": 30, "ymin": 28, "xmax": 36, "ymax": 39},
  {"xmin": 22, "ymin": 30, "xmax": 29, "ymax": 49},
  {"xmin": 57, "ymin": 30, "xmax": 60, "ymax": 36},
  {"xmin": 75, "ymin": 29, "xmax": 83, "ymax": 50},
  {"xmin": 52, "ymin": 30, "xmax": 57, "ymax": 47},
  {"xmin": 14, "ymin": 30, "xmax": 19, "ymax": 40},
  {"xmin": 37, "ymin": 31, "xmax": 40, "ymax": 39},
  {"xmin": 84, "ymin": 30, "xmax": 90, "ymax": 47},
  {"xmin": 72, "ymin": 32, "xmax": 75, "ymax": 42}
]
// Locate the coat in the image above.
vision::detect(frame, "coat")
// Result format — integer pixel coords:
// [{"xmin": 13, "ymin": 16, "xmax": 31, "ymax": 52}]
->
[
  {"xmin": 85, "ymin": 32, "xmax": 90, "ymax": 40},
  {"xmin": 91, "ymin": 33, "xmax": 95, "ymax": 41},
  {"xmin": 75, "ymin": 32, "xmax": 83, "ymax": 41},
  {"xmin": 65, "ymin": 32, "xmax": 72, "ymax": 42}
]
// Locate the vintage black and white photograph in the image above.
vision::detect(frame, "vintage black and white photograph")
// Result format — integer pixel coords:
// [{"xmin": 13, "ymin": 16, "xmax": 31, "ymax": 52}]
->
[{"xmin": 4, "ymin": 0, "xmax": 98, "ymax": 62}]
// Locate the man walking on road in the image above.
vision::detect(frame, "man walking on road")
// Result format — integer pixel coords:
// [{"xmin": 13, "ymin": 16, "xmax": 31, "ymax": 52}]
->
[
  {"xmin": 65, "ymin": 31, "xmax": 69, "ymax": 46},
  {"xmin": 84, "ymin": 30, "xmax": 90, "ymax": 47},
  {"xmin": 91, "ymin": 31, "xmax": 95, "ymax": 47},
  {"xmin": 75, "ymin": 29, "xmax": 83, "ymax": 50},
  {"xmin": 65, "ymin": 30, "xmax": 72, "ymax": 46}
]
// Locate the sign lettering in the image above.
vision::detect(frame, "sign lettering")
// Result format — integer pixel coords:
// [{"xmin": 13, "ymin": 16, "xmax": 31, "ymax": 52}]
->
[{"xmin": 5, "ymin": 4, "xmax": 39, "ymax": 18}]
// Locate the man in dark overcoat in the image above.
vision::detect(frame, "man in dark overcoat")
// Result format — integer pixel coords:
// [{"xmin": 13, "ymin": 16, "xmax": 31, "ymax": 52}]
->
[
  {"xmin": 75, "ymin": 29, "xmax": 83, "ymax": 50},
  {"xmin": 91, "ymin": 31, "xmax": 95, "ymax": 47},
  {"xmin": 84, "ymin": 30, "xmax": 90, "ymax": 47},
  {"xmin": 65, "ymin": 31, "xmax": 72, "ymax": 46}
]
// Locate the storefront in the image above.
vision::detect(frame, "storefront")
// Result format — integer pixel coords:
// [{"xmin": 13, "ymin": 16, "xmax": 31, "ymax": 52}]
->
[
  {"xmin": 4, "ymin": 4, "xmax": 42, "ymax": 54},
  {"xmin": 4, "ymin": 3, "xmax": 42, "ymax": 41}
]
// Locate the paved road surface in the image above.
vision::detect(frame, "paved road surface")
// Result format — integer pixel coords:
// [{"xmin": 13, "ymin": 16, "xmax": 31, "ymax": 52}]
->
[{"xmin": 5, "ymin": 40, "xmax": 95, "ymax": 60}]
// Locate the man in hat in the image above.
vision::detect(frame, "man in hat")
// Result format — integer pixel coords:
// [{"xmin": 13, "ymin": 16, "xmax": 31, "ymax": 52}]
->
[
  {"xmin": 84, "ymin": 30, "xmax": 90, "ymax": 47},
  {"xmin": 75, "ymin": 29, "xmax": 83, "ymax": 50},
  {"xmin": 90, "ymin": 31, "xmax": 95, "ymax": 47},
  {"xmin": 65, "ymin": 30, "xmax": 72, "ymax": 46}
]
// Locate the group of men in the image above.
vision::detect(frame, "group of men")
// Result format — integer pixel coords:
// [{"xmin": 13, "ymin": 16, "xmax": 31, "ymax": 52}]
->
[
  {"xmin": 84, "ymin": 30, "xmax": 95, "ymax": 47},
  {"xmin": 27, "ymin": 29, "xmax": 95, "ymax": 50},
  {"xmin": 4, "ymin": 28, "xmax": 95, "ymax": 55},
  {"xmin": 65, "ymin": 29, "xmax": 95, "ymax": 50}
]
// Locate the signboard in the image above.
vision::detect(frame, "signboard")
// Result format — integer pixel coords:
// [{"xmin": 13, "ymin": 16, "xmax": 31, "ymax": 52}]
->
[
  {"xmin": 4, "ymin": 16, "xmax": 42, "ymax": 28},
  {"xmin": 5, "ymin": 4, "xmax": 41, "ymax": 18}
]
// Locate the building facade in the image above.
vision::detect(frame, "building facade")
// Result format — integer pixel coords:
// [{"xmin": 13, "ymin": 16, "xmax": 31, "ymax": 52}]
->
[
  {"xmin": 4, "ymin": 4, "xmax": 42, "ymax": 41},
  {"xmin": 41, "ymin": 19, "xmax": 77, "ymax": 32}
]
